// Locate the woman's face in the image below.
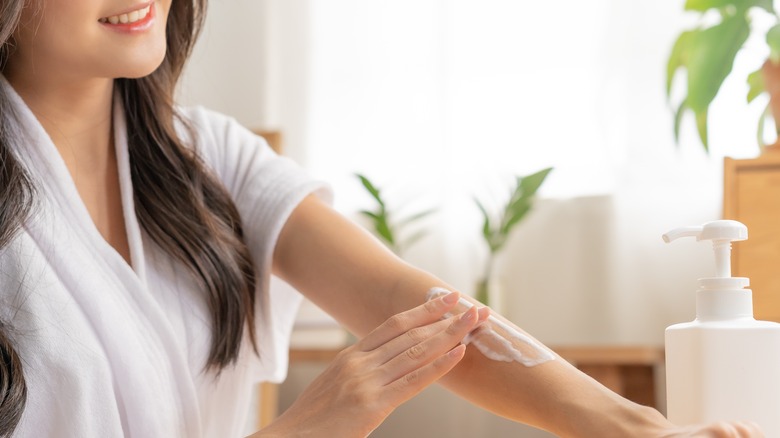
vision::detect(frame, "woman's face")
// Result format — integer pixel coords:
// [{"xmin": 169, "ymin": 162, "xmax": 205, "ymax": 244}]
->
[{"xmin": 8, "ymin": 0, "xmax": 172, "ymax": 81}]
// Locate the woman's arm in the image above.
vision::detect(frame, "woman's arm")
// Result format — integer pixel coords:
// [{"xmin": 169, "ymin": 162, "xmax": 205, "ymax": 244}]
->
[{"xmin": 269, "ymin": 195, "xmax": 761, "ymax": 437}]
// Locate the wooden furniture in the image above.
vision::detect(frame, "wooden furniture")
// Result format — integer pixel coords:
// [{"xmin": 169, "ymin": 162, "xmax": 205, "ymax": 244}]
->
[
  {"xmin": 251, "ymin": 129, "xmax": 284, "ymax": 429},
  {"xmin": 257, "ymin": 383, "xmax": 279, "ymax": 429},
  {"xmin": 554, "ymin": 346, "xmax": 664, "ymax": 409},
  {"xmin": 254, "ymin": 130, "xmax": 283, "ymax": 154},
  {"xmin": 724, "ymin": 151, "xmax": 780, "ymax": 322}
]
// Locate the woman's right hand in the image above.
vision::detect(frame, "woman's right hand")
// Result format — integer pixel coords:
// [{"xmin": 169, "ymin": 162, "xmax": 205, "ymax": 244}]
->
[
  {"xmin": 658, "ymin": 421, "xmax": 764, "ymax": 437},
  {"xmin": 254, "ymin": 291, "xmax": 487, "ymax": 438}
]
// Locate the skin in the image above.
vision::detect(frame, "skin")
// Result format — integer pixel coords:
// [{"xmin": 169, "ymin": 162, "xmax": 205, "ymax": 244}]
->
[
  {"xmin": 2, "ymin": 1, "xmax": 766, "ymax": 437},
  {"xmin": 4, "ymin": 0, "xmax": 170, "ymax": 264}
]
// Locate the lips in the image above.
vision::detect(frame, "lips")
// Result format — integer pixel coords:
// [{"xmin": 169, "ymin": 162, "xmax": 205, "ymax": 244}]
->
[{"xmin": 98, "ymin": 3, "xmax": 152, "ymax": 25}]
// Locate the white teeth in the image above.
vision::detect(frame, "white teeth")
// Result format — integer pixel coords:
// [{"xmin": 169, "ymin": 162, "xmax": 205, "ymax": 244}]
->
[{"xmin": 100, "ymin": 5, "xmax": 151, "ymax": 25}]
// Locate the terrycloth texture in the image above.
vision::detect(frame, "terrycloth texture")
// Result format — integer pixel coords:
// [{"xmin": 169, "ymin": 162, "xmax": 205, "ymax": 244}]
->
[{"xmin": 0, "ymin": 77, "xmax": 331, "ymax": 437}]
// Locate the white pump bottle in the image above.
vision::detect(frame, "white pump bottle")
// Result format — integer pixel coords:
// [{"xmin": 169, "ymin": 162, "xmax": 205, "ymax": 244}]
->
[{"xmin": 664, "ymin": 220, "xmax": 780, "ymax": 435}]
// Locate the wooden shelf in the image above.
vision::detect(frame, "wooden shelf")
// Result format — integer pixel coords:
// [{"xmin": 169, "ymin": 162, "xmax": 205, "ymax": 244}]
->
[
  {"xmin": 553, "ymin": 345, "xmax": 664, "ymax": 410},
  {"xmin": 724, "ymin": 151, "xmax": 780, "ymax": 322}
]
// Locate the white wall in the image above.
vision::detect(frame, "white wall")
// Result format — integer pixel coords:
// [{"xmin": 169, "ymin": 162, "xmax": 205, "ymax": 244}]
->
[
  {"xmin": 179, "ymin": 0, "xmax": 314, "ymax": 167},
  {"xmin": 179, "ymin": 0, "xmax": 270, "ymax": 127}
]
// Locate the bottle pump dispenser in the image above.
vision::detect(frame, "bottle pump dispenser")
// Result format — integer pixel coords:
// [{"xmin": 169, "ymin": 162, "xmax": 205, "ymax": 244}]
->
[{"xmin": 663, "ymin": 220, "xmax": 780, "ymax": 435}]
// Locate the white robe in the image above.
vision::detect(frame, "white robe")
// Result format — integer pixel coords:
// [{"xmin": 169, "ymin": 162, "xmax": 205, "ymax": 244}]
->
[{"xmin": 0, "ymin": 77, "xmax": 331, "ymax": 437}]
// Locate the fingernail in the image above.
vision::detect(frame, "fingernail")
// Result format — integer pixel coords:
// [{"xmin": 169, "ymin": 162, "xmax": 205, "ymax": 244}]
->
[
  {"xmin": 442, "ymin": 292, "xmax": 458, "ymax": 305},
  {"xmin": 459, "ymin": 307, "xmax": 476, "ymax": 322},
  {"xmin": 477, "ymin": 307, "xmax": 490, "ymax": 321}
]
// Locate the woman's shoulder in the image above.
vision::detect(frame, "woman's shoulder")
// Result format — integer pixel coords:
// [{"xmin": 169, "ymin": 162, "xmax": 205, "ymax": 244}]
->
[
  {"xmin": 174, "ymin": 105, "xmax": 276, "ymax": 169},
  {"xmin": 176, "ymin": 105, "xmax": 249, "ymax": 145}
]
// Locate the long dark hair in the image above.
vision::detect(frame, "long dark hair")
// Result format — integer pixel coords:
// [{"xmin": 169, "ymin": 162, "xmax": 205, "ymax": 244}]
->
[{"xmin": 0, "ymin": 0, "xmax": 258, "ymax": 434}]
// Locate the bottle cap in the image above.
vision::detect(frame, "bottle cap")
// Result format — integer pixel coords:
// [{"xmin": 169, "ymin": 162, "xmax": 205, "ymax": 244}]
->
[
  {"xmin": 663, "ymin": 220, "xmax": 748, "ymax": 285},
  {"xmin": 665, "ymin": 221, "xmax": 752, "ymax": 320},
  {"xmin": 663, "ymin": 220, "xmax": 747, "ymax": 278}
]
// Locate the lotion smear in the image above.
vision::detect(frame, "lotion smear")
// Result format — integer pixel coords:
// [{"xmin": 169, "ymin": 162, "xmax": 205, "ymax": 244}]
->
[{"xmin": 427, "ymin": 287, "xmax": 554, "ymax": 367}]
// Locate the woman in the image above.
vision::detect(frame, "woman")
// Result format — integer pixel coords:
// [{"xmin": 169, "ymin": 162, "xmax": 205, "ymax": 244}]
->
[{"xmin": 0, "ymin": 0, "xmax": 763, "ymax": 436}]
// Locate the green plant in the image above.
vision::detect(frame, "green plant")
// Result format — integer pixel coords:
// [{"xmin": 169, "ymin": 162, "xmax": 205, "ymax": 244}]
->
[
  {"xmin": 356, "ymin": 173, "xmax": 436, "ymax": 256},
  {"xmin": 474, "ymin": 167, "xmax": 553, "ymax": 305},
  {"xmin": 667, "ymin": 0, "xmax": 780, "ymax": 150}
]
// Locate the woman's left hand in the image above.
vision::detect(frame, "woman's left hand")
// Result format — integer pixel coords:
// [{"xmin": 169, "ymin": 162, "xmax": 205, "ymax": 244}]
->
[{"xmin": 252, "ymin": 291, "xmax": 487, "ymax": 437}]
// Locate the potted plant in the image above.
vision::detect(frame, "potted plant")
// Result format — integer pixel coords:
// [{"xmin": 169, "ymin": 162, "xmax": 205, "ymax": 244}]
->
[
  {"xmin": 474, "ymin": 167, "xmax": 552, "ymax": 306},
  {"xmin": 667, "ymin": 0, "xmax": 780, "ymax": 150},
  {"xmin": 355, "ymin": 173, "xmax": 436, "ymax": 257}
]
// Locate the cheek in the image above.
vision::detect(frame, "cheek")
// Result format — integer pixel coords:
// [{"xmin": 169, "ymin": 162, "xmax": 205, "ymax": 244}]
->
[
  {"xmin": 14, "ymin": 7, "xmax": 98, "ymax": 71},
  {"xmin": 18, "ymin": 12, "xmax": 90, "ymax": 61}
]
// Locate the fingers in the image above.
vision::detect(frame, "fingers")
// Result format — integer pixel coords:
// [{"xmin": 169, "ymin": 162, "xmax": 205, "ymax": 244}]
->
[
  {"xmin": 382, "ymin": 343, "xmax": 467, "ymax": 407},
  {"xmin": 275, "ymin": 291, "xmax": 487, "ymax": 437},
  {"xmin": 371, "ymin": 317, "xmax": 453, "ymax": 365},
  {"xmin": 357, "ymin": 291, "xmax": 460, "ymax": 351},
  {"xmin": 380, "ymin": 306, "xmax": 488, "ymax": 384},
  {"xmin": 709, "ymin": 421, "xmax": 764, "ymax": 437},
  {"xmin": 737, "ymin": 422, "xmax": 765, "ymax": 437},
  {"xmin": 672, "ymin": 421, "xmax": 765, "ymax": 438}
]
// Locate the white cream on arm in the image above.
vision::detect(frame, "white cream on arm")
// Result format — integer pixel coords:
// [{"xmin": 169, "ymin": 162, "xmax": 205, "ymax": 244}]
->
[{"xmin": 426, "ymin": 287, "xmax": 555, "ymax": 367}]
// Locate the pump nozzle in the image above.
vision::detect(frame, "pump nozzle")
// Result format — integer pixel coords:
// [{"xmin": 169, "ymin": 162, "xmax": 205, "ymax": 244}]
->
[
  {"xmin": 663, "ymin": 220, "xmax": 748, "ymax": 278},
  {"xmin": 662, "ymin": 226, "xmax": 703, "ymax": 243}
]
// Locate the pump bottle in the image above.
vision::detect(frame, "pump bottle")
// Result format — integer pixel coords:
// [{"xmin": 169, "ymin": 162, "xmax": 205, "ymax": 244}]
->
[{"xmin": 664, "ymin": 220, "xmax": 780, "ymax": 435}]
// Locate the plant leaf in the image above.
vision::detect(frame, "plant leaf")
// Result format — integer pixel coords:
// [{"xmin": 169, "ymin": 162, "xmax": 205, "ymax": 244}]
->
[
  {"xmin": 355, "ymin": 173, "xmax": 385, "ymax": 208},
  {"xmin": 359, "ymin": 210, "xmax": 381, "ymax": 221},
  {"xmin": 374, "ymin": 219, "xmax": 395, "ymax": 246},
  {"xmin": 496, "ymin": 168, "xmax": 552, "ymax": 236},
  {"xmin": 751, "ymin": 0, "xmax": 775, "ymax": 14},
  {"xmin": 747, "ymin": 66, "xmax": 766, "ymax": 103},
  {"xmin": 518, "ymin": 167, "xmax": 553, "ymax": 196},
  {"xmin": 667, "ymin": 31, "xmax": 695, "ymax": 99},
  {"xmin": 684, "ymin": 0, "xmax": 736, "ymax": 11},
  {"xmin": 356, "ymin": 174, "xmax": 395, "ymax": 247},
  {"xmin": 490, "ymin": 242, "xmax": 503, "ymax": 254},
  {"xmin": 396, "ymin": 208, "xmax": 437, "ymax": 227},
  {"xmin": 673, "ymin": 100, "xmax": 687, "ymax": 145},
  {"xmin": 686, "ymin": 13, "xmax": 750, "ymax": 115},
  {"xmin": 474, "ymin": 198, "xmax": 493, "ymax": 244},
  {"xmin": 767, "ymin": 24, "xmax": 780, "ymax": 63},
  {"xmin": 695, "ymin": 108, "xmax": 709, "ymax": 151},
  {"xmin": 751, "ymin": 0, "xmax": 774, "ymax": 13},
  {"xmin": 501, "ymin": 202, "xmax": 531, "ymax": 236},
  {"xmin": 684, "ymin": 0, "xmax": 771, "ymax": 13},
  {"xmin": 401, "ymin": 229, "xmax": 430, "ymax": 251}
]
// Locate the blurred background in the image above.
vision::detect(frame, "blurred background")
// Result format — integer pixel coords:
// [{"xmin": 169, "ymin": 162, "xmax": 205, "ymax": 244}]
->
[{"xmin": 178, "ymin": 1, "xmax": 774, "ymax": 436}]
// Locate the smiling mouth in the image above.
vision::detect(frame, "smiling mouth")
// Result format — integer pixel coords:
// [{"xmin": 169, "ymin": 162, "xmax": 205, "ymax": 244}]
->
[{"xmin": 98, "ymin": 4, "xmax": 152, "ymax": 25}]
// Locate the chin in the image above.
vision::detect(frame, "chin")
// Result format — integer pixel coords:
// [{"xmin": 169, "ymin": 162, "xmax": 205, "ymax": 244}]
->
[
  {"xmin": 122, "ymin": 64, "xmax": 165, "ymax": 79},
  {"xmin": 107, "ymin": 46, "xmax": 168, "ymax": 79}
]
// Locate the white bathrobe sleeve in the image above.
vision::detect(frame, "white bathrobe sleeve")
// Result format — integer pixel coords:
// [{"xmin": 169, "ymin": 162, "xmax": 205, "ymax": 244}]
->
[{"xmin": 181, "ymin": 106, "xmax": 333, "ymax": 382}]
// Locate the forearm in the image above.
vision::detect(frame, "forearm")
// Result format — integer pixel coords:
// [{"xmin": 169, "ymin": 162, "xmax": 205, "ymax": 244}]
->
[
  {"xmin": 388, "ymin": 269, "xmax": 671, "ymax": 437},
  {"xmin": 442, "ymin": 348, "xmax": 668, "ymax": 436}
]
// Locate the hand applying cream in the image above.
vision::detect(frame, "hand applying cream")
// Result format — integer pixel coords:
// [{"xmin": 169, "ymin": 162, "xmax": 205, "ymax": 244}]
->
[{"xmin": 426, "ymin": 287, "xmax": 555, "ymax": 367}]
